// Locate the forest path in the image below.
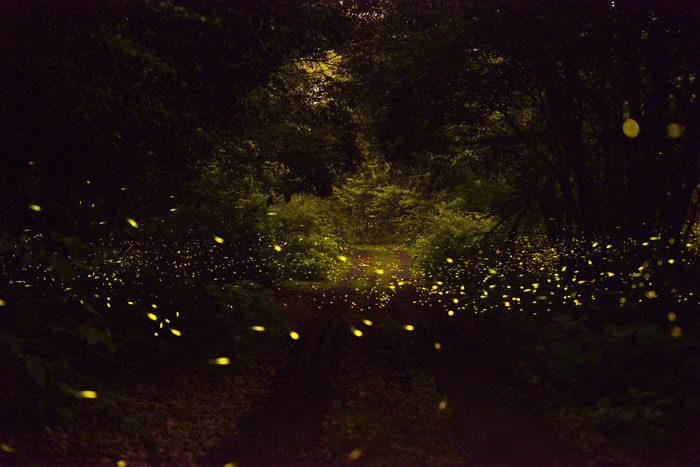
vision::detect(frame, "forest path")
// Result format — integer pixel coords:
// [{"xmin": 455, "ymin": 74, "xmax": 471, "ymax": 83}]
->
[{"xmin": 205, "ymin": 246, "xmax": 591, "ymax": 466}]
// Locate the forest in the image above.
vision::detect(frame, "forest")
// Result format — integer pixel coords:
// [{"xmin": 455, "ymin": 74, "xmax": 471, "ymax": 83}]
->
[{"xmin": 1, "ymin": 0, "xmax": 700, "ymax": 465}]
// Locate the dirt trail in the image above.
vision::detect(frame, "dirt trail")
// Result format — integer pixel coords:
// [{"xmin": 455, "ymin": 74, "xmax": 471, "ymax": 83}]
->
[{"xmin": 205, "ymin": 247, "xmax": 591, "ymax": 466}]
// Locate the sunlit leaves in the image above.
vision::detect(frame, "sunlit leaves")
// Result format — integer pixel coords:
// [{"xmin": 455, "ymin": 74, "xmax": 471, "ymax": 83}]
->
[{"xmin": 622, "ymin": 118, "xmax": 639, "ymax": 138}]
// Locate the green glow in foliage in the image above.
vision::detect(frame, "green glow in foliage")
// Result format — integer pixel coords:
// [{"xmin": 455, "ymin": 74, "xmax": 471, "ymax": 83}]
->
[{"xmin": 622, "ymin": 118, "xmax": 639, "ymax": 138}]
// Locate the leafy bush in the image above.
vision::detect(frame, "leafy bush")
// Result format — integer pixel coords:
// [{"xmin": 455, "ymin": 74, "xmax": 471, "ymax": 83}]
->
[
  {"xmin": 333, "ymin": 158, "xmax": 424, "ymax": 243},
  {"xmin": 257, "ymin": 195, "xmax": 346, "ymax": 282},
  {"xmin": 412, "ymin": 203, "xmax": 499, "ymax": 281},
  {"xmin": 415, "ymin": 230, "xmax": 700, "ymax": 430}
]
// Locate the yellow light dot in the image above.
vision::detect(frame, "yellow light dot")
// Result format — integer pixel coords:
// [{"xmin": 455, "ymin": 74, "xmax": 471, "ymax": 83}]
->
[
  {"xmin": 447, "ymin": 310, "xmax": 454, "ymax": 316},
  {"xmin": 1, "ymin": 443, "xmax": 17, "ymax": 453},
  {"xmin": 351, "ymin": 327, "xmax": 363, "ymax": 337},
  {"xmin": 622, "ymin": 118, "xmax": 640, "ymax": 138},
  {"xmin": 116, "ymin": 460, "xmax": 127, "ymax": 466},
  {"xmin": 0, "ymin": 299, "xmax": 5, "ymax": 306},
  {"xmin": 438, "ymin": 399, "xmax": 447, "ymax": 411},
  {"xmin": 77, "ymin": 390, "xmax": 98, "ymax": 399},
  {"xmin": 375, "ymin": 269, "xmax": 384, "ymax": 275},
  {"xmin": 403, "ymin": 324, "xmax": 414, "ymax": 331},
  {"xmin": 147, "ymin": 312, "xmax": 157, "ymax": 321},
  {"xmin": 28, "ymin": 204, "xmax": 41, "ymax": 212},
  {"xmin": 126, "ymin": 218, "xmax": 138, "ymax": 228},
  {"xmin": 223, "ymin": 463, "xmax": 237, "ymax": 467},
  {"xmin": 251, "ymin": 326, "xmax": 265, "ymax": 331},
  {"xmin": 214, "ymin": 236, "xmax": 224, "ymax": 243},
  {"xmin": 434, "ymin": 342, "xmax": 442, "ymax": 350},
  {"xmin": 273, "ymin": 245, "xmax": 282, "ymax": 252},
  {"xmin": 446, "ymin": 257, "xmax": 453, "ymax": 263},
  {"xmin": 210, "ymin": 357, "xmax": 230, "ymax": 365},
  {"xmin": 362, "ymin": 319, "xmax": 373, "ymax": 326},
  {"xmin": 337, "ymin": 255, "xmax": 347, "ymax": 262},
  {"xmin": 290, "ymin": 331, "xmax": 300, "ymax": 340},
  {"xmin": 671, "ymin": 326, "xmax": 682, "ymax": 339},
  {"xmin": 348, "ymin": 448, "xmax": 362, "ymax": 460},
  {"xmin": 169, "ymin": 328, "xmax": 181, "ymax": 336},
  {"xmin": 452, "ymin": 298, "xmax": 459, "ymax": 304},
  {"xmin": 667, "ymin": 122, "xmax": 683, "ymax": 138},
  {"xmin": 668, "ymin": 312, "xmax": 677, "ymax": 322}
]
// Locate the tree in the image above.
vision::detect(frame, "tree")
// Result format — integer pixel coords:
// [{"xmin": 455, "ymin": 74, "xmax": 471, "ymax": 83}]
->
[{"xmin": 340, "ymin": 0, "xmax": 700, "ymax": 242}]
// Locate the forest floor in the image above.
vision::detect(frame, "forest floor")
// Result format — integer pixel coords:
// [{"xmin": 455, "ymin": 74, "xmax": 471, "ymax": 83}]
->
[
  {"xmin": 204, "ymin": 247, "xmax": 597, "ymax": 466},
  {"xmin": 7, "ymin": 247, "xmax": 672, "ymax": 466}
]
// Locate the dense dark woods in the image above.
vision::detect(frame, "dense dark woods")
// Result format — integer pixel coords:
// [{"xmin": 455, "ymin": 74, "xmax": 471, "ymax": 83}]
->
[{"xmin": 2, "ymin": 0, "xmax": 700, "ymax": 465}]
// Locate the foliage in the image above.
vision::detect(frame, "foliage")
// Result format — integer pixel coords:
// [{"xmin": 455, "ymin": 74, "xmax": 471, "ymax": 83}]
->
[
  {"xmin": 416, "ymin": 231, "xmax": 700, "ymax": 431},
  {"xmin": 333, "ymin": 158, "xmax": 425, "ymax": 243},
  {"xmin": 412, "ymin": 204, "xmax": 499, "ymax": 279},
  {"xmin": 257, "ymin": 195, "xmax": 347, "ymax": 283},
  {"xmin": 341, "ymin": 0, "xmax": 700, "ymax": 242}
]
